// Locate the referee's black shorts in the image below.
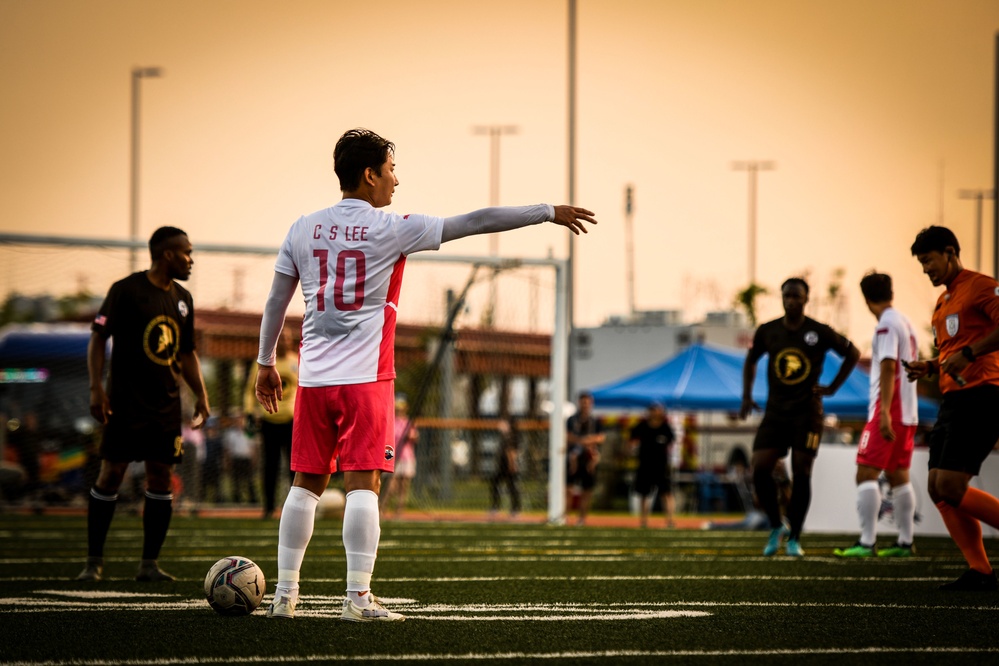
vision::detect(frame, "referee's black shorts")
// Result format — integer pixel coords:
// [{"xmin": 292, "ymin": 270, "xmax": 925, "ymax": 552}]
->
[{"xmin": 927, "ymin": 384, "xmax": 999, "ymax": 476}]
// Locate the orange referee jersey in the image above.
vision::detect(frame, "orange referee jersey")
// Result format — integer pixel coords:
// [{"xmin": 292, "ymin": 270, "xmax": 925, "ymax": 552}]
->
[{"xmin": 932, "ymin": 269, "xmax": 999, "ymax": 393}]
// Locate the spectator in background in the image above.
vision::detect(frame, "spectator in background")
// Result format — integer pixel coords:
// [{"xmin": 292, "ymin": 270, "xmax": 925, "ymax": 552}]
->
[
  {"xmin": 381, "ymin": 395, "xmax": 418, "ymax": 519},
  {"xmin": 5, "ymin": 411, "xmax": 41, "ymax": 502},
  {"xmin": 179, "ymin": 417, "xmax": 205, "ymax": 515},
  {"xmin": 566, "ymin": 391, "xmax": 604, "ymax": 526},
  {"xmin": 246, "ymin": 326, "xmax": 298, "ymax": 519},
  {"xmin": 678, "ymin": 414, "xmax": 700, "ymax": 473},
  {"xmin": 630, "ymin": 402, "xmax": 676, "ymax": 528},
  {"xmin": 489, "ymin": 415, "xmax": 521, "ymax": 518},
  {"xmin": 223, "ymin": 411, "xmax": 258, "ymax": 505},
  {"xmin": 199, "ymin": 416, "xmax": 225, "ymax": 504}
]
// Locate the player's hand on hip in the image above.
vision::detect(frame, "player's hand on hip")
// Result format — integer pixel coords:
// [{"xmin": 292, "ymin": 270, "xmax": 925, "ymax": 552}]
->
[
  {"xmin": 552, "ymin": 205, "xmax": 598, "ymax": 235},
  {"xmin": 738, "ymin": 397, "xmax": 757, "ymax": 420}
]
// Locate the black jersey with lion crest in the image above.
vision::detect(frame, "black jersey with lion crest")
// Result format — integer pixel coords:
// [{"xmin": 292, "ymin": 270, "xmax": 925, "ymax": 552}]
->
[
  {"xmin": 749, "ymin": 316, "xmax": 852, "ymax": 417},
  {"xmin": 92, "ymin": 272, "xmax": 196, "ymax": 430}
]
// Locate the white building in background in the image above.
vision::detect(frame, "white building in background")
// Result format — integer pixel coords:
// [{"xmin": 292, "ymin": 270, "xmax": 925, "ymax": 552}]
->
[{"xmin": 573, "ymin": 309, "xmax": 755, "ymax": 393}]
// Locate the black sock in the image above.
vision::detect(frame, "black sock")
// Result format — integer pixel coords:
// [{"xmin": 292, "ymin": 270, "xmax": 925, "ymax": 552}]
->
[
  {"xmin": 752, "ymin": 467, "xmax": 782, "ymax": 529},
  {"xmin": 142, "ymin": 491, "xmax": 173, "ymax": 561},
  {"xmin": 786, "ymin": 474, "xmax": 812, "ymax": 540},
  {"xmin": 86, "ymin": 487, "xmax": 118, "ymax": 558}
]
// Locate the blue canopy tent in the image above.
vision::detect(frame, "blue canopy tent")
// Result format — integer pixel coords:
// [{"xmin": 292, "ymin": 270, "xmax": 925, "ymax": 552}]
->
[{"xmin": 588, "ymin": 342, "xmax": 937, "ymax": 423}]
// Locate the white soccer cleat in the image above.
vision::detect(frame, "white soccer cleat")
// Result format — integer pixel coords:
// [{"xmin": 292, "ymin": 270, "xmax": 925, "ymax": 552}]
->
[
  {"xmin": 340, "ymin": 594, "xmax": 405, "ymax": 622},
  {"xmin": 266, "ymin": 593, "xmax": 297, "ymax": 619}
]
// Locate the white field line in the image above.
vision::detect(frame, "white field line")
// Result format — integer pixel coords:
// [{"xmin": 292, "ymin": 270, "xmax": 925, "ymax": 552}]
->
[
  {"xmin": 0, "ymin": 554, "xmax": 960, "ymax": 567},
  {"xmin": 4, "ymin": 647, "xmax": 999, "ymax": 666},
  {"xmin": 0, "ymin": 572, "xmax": 967, "ymax": 583},
  {"xmin": 1, "ymin": 592, "xmax": 996, "ymax": 615}
]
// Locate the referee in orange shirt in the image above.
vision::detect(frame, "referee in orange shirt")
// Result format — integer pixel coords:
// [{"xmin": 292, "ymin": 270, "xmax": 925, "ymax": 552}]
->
[{"xmin": 907, "ymin": 226, "xmax": 999, "ymax": 591}]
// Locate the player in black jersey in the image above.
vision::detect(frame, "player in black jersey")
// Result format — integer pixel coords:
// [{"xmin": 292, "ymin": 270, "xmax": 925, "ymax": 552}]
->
[
  {"xmin": 76, "ymin": 227, "xmax": 210, "ymax": 582},
  {"xmin": 739, "ymin": 277, "xmax": 859, "ymax": 557}
]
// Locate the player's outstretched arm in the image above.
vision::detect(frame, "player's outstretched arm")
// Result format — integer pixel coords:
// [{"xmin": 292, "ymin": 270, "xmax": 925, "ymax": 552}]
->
[{"xmin": 440, "ymin": 204, "xmax": 598, "ymax": 243}]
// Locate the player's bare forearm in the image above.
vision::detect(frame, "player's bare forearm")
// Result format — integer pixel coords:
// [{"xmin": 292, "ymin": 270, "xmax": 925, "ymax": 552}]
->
[
  {"xmin": 819, "ymin": 343, "xmax": 860, "ymax": 395},
  {"xmin": 878, "ymin": 358, "xmax": 896, "ymax": 422},
  {"xmin": 179, "ymin": 351, "xmax": 210, "ymax": 426},
  {"xmin": 87, "ymin": 332, "xmax": 111, "ymax": 424},
  {"xmin": 739, "ymin": 359, "xmax": 758, "ymax": 419}
]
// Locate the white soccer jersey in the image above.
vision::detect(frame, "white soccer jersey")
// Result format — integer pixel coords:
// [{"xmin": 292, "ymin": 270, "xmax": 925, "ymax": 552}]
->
[
  {"xmin": 274, "ymin": 199, "xmax": 444, "ymax": 387},
  {"xmin": 868, "ymin": 307, "xmax": 919, "ymax": 425}
]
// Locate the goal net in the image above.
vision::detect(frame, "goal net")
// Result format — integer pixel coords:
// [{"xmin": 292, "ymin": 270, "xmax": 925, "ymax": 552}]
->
[{"xmin": 0, "ymin": 235, "xmax": 568, "ymax": 522}]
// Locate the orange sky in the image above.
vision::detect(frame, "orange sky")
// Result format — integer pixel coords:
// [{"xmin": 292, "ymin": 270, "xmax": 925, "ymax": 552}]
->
[{"xmin": 1, "ymin": 0, "xmax": 997, "ymax": 352}]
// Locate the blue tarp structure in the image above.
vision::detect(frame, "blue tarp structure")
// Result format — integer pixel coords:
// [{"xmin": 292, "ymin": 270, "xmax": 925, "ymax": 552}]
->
[{"xmin": 588, "ymin": 342, "xmax": 938, "ymax": 423}]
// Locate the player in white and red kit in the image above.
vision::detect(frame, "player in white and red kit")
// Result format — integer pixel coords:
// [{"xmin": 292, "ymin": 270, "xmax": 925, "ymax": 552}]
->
[
  {"xmin": 254, "ymin": 128, "xmax": 597, "ymax": 621},
  {"xmin": 834, "ymin": 272, "xmax": 919, "ymax": 558}
]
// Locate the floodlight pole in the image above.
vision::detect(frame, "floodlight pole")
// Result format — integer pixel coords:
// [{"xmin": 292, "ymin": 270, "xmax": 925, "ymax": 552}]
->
[
  {"xmin": 625, "ymin": 185, "xmax": 635, "ymax": 315},
  {"xmin": 732, "ymin": 160, "xmax": 776, "ymax": 285},
  {"xmin": 958, "ymin": 188, "xmax": 995, "ymax": 272},
  {"xmin": 472, "ymin": 124, "xmax": 519, "ymax": 326},
  {"xmin": 129, "ymin": 66, "xmax": 163, "ymax": 273},
  {"xmin": 566, "ymin": 0, "xmax": 578, "ymax": 398}
]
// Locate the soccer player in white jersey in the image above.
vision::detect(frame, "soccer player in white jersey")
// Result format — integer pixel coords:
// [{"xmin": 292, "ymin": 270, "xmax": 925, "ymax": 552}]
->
[
  {"xmin": 834, "ymin": 272, "xmax": 920, "ymax": 558},
  {"xmin": 254, "ymin": 128, "xmax": 597, "ymax": 621}
]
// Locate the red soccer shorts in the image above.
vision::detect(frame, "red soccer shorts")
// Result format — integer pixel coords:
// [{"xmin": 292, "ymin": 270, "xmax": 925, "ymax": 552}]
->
[
  {"xmin": 291, "ymin": 380, "xmax": 396, "ymax": 474},
  {"xmin": 856, "ymin": 419, "xmax": 916, "ymax": 472}
]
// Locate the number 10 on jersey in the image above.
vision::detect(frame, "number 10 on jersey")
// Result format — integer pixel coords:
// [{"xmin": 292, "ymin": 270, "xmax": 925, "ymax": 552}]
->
[{"xmin": 313, "ymin": 249, "xmax": 366, "ymax": 312}]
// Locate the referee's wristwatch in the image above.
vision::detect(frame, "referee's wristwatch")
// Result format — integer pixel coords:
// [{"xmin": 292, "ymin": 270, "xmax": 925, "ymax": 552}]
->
[{"xmin": 961, "ymin": 345, "xmax": 976, "ymax": 362}]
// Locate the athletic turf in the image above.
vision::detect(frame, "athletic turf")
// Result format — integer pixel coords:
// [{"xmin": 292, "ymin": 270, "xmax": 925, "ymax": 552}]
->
[{"xmin": 1, "ymin": 513, "xmax": 997, "ymax": 665}]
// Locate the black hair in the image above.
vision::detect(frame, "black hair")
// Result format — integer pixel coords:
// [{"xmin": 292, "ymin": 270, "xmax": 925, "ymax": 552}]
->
[
  {"xmin": 911, "ymin": 225, "xmax": 960, "ymax": 257},
  {"xmin": 859, "ymin": 271, "xmax": 893, "ymax": 303},
  {"xmin": 333, "ymin": 128, "xmax": 395, "ymax": 192},
  {"xmin": 780, "ymin": 277, "xmax": 810, "ymax": 296},
  {"xmin": 148, "ymin": 226, "xmax": 187, "ymax": 260}
]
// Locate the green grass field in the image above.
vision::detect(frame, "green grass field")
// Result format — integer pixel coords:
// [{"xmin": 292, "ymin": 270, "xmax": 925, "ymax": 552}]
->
[{"xmin": 2, "ymin": 512, "xmax": 998, "ymax": 665}]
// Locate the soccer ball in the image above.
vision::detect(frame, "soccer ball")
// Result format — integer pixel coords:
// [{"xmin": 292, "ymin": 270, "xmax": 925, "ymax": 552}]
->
[
  {"xmin": 316, "ymin": 487, "xmax": 346, "ymax": 518},
  {"xmin": 204, "ymin": 556, "xmax": 266, "ymax": 616}
]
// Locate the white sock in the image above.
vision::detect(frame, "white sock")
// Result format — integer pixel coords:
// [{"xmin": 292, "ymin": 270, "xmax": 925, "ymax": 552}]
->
[
  {"xmin": 343, "ymin": 489, "xmax": 380, "ymax": 598},
  {"xmin": 276, "ymin": 486, "xmax": 320, "ymax": 597},
  {"xmin": 892, "ymin": 482, "xmax": 915, "ymax": 546},
  {"xmin": 857, "ymin": 480, "xmax": 880, "ymax": 547}
]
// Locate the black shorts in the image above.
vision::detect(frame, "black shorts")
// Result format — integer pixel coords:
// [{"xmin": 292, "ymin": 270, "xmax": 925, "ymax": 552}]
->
[
  {"xmin": 569, "ymin": 469, "xmax": 597, "ymax": 491},
  {"xmin": 634, "ymin": 469, "xmax": 671, "ymax": 495},
  {"xmin": 100, "ymin": 419, "xmax": 183, "ymax": 464},
  {"xmin": 753, "ymin": 412, "xmax": 823, "ymax": 457},
  {"xmin": 927, "ymin": 384, "xmax": 999, "ymax": 475}
]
